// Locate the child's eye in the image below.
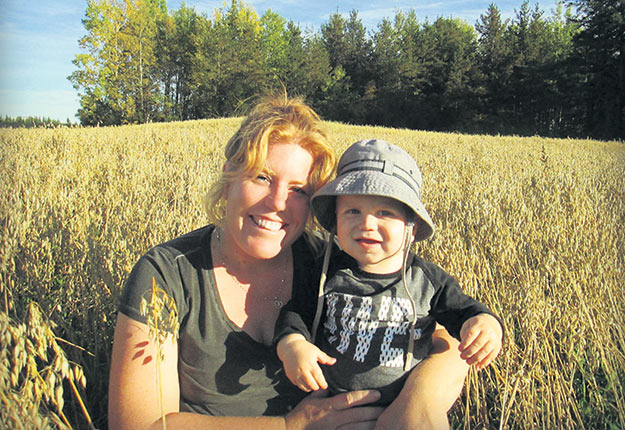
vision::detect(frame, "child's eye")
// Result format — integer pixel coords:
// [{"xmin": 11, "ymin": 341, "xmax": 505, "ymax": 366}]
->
[
  {"xmin": 379, "ymin": 210, "xmax": 398, "ymax": 218},
  {"xmin": 346, "ymin": 208, "xmax": 360, "ymax": 215}
]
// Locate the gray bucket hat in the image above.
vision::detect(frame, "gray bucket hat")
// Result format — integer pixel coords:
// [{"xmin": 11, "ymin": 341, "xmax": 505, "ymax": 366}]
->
[{"xmin": 311, "ymin": 139, "xmax": 435, "ymax": 242}]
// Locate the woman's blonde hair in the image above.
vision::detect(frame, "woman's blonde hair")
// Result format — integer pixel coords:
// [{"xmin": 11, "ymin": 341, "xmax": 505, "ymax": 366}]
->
[{"xmin": 204, "ymin": 94, "xmax": 336, "ymax": 223}]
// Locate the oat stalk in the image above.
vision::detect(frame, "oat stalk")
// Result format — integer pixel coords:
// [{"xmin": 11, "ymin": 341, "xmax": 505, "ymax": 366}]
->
[{"xmin": 140, "ymin": 277, "xmax": 180, "ymax": 430}]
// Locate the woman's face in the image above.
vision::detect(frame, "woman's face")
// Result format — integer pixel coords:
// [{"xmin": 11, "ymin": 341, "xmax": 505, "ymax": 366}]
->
[{"xmin": 222, "ymin": 141, "xmax": 314, "ymax": 261}]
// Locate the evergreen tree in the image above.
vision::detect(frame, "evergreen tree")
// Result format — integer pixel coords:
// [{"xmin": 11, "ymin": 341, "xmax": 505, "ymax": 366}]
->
[
  {"xmin": 370, "ymin": 17, "xmax": 403, "ymax": 126},
  {"xmin": 319, "ymin": 12, "xmax": 355, "ymax": 122},
  {"xmin": 507, "ymin": 2, "xmax": 554, "ymax": 134},
  {"xmin": 419, "ymin": 17, "xmax": 480, "ymax": 131},
  {"xmin": 193, "ymin": 0, "xmax": 266, "ymax": 117},
  {"xmin": 475, "ymin": 4, "xmax": 512, "ymax": 131},
  {"xmin": 394, "ymin": 10, "xmax": 427, "ymax": 129},
  {"xmin": 259, "ymin": 10, "xmax": 290, "ymax": 85},
  {"xmin": 342, "ymin": 11, "xmax": 374, "ymax": 123},
  {"xmin": 156, "ymin": 3, "xmax": 203, "ymax": 121},
  {"xmin": 570, "ymin": 0, "xmax": 625, "ymax": 138}
]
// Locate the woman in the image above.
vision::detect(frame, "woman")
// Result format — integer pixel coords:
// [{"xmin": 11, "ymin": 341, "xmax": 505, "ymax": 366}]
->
[{"xmin": 108, "ymin": 95, "xmax": 468, "ymax": 430}]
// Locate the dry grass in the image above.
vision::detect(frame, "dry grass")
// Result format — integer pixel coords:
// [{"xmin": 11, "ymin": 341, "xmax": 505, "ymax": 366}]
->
[{"xmin": 1, "ymin": 119, "xmax": 623, "ymax": 429}]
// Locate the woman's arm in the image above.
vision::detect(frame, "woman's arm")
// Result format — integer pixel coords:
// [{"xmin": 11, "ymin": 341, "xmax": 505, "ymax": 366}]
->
[
  {"xmin": 108, "ymin": 313, "xmax": 181, "ymax": 430},
  {"xmin": 161, "ymin": 390, "xmax": 383, "ymax": 430},
  {"xmin": 109, "ymin": 313, "xmax": 383, "ymax": 430},
  {"xmin": 109, "ymin": 313, "xmax": 290, "ymax": 430},
  {"xmin": 375, "ymin": 326, "xmax": 469, "ymax": 430}
]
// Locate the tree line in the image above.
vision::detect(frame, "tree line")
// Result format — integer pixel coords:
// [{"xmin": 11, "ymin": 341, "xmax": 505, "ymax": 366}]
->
[
  {"xmin": 69, "ymin": 0, "xmax": 625, "ymax": 140},
  {"xmin": 0, "ymin": 115, "xmax": 75, "ymax": 128}
]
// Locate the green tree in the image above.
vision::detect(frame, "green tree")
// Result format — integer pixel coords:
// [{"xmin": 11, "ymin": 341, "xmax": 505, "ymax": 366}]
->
[
  {"xmin": 298, "ymin": 33, "xmax": 338, "ymax": 114},
  {"xmin": 475, "ymin": 3, "xmax": 512, "ymax": 130},
  {"xmin": 344, "ymin": 11, "xmax": 375, "ymax": 123},
  {"xmin": 318, "ymin": 12, "xmax": 355, "ymax": 121},
  {"xmin": 392, "ymin": 10, "xmax": 429, "ymax": 128},
  {"xmin": 278, "ymin": 23, "xmax": 334, "ymax": 101},
  {"xmin": 570, "ymin": 0, "xmax": 625, "ymax": 138},
  {"xmin": 321, "ymin": 12, "xmax": 348, "ymax": 70},
  {"xmin": 369, "ymin": 17, "xmax": 403, "ymax": 126},
  {"xmin": 506, "ymin": 2, "xmax": 556, "ymax": 134},
  {"xmin": 202, "ymin": 0, "xmax": 266, "ymax": 116},
  {"xmin": 419, "ymin": 17, "xmax": 480, "ymax": 130},
  {"xmin": 545, "ymin": 2, "xmax": 581, "ymax": 135},
  {"xmin": 259, "ymin": 10, "xmax": 290, "ymax": 85},
  {"xmin": 156, "ymin": 3, "xmax": 204, "ymax": 121},
  {"xmin": 69, "ymin": 0, "xmax": 166, "ymax": 125}
]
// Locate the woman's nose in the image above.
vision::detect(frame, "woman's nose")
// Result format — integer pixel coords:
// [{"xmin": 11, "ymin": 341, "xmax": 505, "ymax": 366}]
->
[{"xmin": 266, "ymin": 184, "xmax": 288, "ymax": 211}]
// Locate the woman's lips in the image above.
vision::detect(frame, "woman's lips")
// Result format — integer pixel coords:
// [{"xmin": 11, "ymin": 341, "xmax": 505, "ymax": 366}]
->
[{"xmin": 251, "ymin": 216, "xmax": 285, "ymax": 232}]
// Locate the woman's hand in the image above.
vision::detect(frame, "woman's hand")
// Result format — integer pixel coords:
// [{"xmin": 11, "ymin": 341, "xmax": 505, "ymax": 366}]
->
[
  {"xmin": 285, "ymin": 389, "xmax": 383, "ymax": 430},
  {"xmin": 375, "ymin": 326, "xmax": 469, "ymax": 430}
]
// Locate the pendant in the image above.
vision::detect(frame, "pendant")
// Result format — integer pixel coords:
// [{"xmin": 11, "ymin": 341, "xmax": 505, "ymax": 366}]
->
[{"xmin": 273, "ymin": 297, "xmax": 283, "ymax": 309}]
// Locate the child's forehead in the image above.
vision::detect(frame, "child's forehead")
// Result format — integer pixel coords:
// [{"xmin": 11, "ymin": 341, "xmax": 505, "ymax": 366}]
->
[{"xmin": 336, "ymin": 194, "xmax": 406, "ymax": 209}]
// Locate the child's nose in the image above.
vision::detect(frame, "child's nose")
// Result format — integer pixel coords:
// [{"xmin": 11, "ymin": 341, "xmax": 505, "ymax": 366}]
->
[{"xmin": 360, "ymin": 214, "xmax": 377, "ymax": 230}]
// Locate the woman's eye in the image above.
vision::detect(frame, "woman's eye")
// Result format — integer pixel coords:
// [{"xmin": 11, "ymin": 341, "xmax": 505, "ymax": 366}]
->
[
  {"xmin": 292, "ymin": 187, "xmax": 309, "ymax": 196},
  {"xmin": 255, "ymin": 174, "xmax": 270, "ymax": 183}
]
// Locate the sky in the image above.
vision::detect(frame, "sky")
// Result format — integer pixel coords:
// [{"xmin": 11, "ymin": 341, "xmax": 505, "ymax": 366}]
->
[{"xmin": 0, "ymin": 0, "xmax": 563, "ymax": 122}]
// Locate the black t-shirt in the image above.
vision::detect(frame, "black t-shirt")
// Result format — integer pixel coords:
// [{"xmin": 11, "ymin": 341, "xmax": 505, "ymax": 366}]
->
[
  {"xmin": 118, "ymin": 225, "xmax": 315, "ymax": 416},
  {"xmin": 276, "ymin": 249, "xmax": 498, "ymax": 405}
]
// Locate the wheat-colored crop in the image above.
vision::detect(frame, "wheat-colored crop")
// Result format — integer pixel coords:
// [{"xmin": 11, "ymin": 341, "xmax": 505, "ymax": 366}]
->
[{"xmin": 0, "ymin": 120, "xmax": 623, "ymax": 429}]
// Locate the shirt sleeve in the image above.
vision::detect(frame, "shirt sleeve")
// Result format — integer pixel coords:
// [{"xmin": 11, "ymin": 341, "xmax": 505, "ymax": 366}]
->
[
  {"xmin": 117, "ymin": 246, "xmax": 186, "ymax": 330},
  {"xmin": 419, "ymin": 258, "xmax": 503, "ymax": 341},
  {"xmin": 273, "ymin": 232, "xmax": 327, "ymax": 344}
]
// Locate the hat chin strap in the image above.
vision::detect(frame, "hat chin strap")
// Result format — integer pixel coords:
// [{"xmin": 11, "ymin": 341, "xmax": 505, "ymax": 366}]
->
[
  {"xmin": 311, "ymin": 229, "xmax": 334, "ymax": 343},
  {"xmin": 402, "ymin": 222, "xmax": 417, "ymax": 372}
]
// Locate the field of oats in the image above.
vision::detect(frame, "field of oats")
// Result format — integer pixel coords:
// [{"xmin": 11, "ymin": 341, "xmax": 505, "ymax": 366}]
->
[{"xmin": 1, "ymin": 118, "xmax": 624, "ymax": 429}]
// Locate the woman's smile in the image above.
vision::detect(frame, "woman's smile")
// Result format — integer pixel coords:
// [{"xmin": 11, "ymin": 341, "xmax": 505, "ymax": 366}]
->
[{"xmin": 250, "ymin": 215, "xmax": 286, "ymax": 232}]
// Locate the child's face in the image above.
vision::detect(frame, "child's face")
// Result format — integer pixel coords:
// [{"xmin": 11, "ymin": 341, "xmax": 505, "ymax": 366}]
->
[{"xmin": 336, "ymin": 195, "xmax": 412, "ymax": 274}]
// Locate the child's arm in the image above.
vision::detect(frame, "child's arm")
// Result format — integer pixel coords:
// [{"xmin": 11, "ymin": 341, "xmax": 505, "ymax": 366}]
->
[
  {"xmin": 458, "ymin": 313, "xmax": 503, "ymax": 371},
  {"xmin": 277, "ymin": 333, "xmax": 336, "ymax": 392}
]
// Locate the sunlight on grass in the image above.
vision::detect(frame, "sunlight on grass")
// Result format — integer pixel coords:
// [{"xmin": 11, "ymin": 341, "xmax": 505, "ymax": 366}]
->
[{"xmin": 1, "ymin": 119, "xmax": 623, "ymax": 429}]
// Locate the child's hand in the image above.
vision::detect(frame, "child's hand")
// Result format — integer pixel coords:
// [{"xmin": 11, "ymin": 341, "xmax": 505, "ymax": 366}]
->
[
  {"xmin": 458, "ymin": 314, "xmax": 503, "ymax": 371},
  {"xmin": 277, "ymin": 334, "xmax": 336, "ymax": 392}
]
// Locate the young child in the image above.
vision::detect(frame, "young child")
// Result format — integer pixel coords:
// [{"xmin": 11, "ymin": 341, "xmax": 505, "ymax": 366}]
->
[{"xmin": 274, "ymin": 139, "xmax": 503, "ymax": 405}]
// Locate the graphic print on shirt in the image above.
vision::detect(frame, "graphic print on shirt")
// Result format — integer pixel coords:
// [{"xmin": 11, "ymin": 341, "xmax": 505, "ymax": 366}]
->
[
  {"xmin": 354, "ymin": 297, "xmax": 378, "ymax": 362},
  {"xmin": 337, "ymin": 296, "xmax": 356, "ymax": 354},
  {"xmin": 323, "ymin": 292, "xmax": 421, "ymax": 368},
  {"xmin": 323, "ymin": 294, "xmax": 339, "ymax": 344}
]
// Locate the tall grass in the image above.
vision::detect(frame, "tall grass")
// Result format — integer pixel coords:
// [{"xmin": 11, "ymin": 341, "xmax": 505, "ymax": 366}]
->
[{"xmin": 1, "ymin": 119, "xmax": 623, "ymax": 429}]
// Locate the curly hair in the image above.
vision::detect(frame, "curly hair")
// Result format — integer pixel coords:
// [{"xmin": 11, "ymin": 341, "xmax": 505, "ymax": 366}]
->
[{"xmin": 204, "ymin": 94, "xmax": 336, "ymax": 224}]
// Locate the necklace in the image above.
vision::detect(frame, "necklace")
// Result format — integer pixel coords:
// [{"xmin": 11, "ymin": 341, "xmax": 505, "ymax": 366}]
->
[{"xmin": 212, "ymin": 227, "xmax": 287, "ymax": 309}]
